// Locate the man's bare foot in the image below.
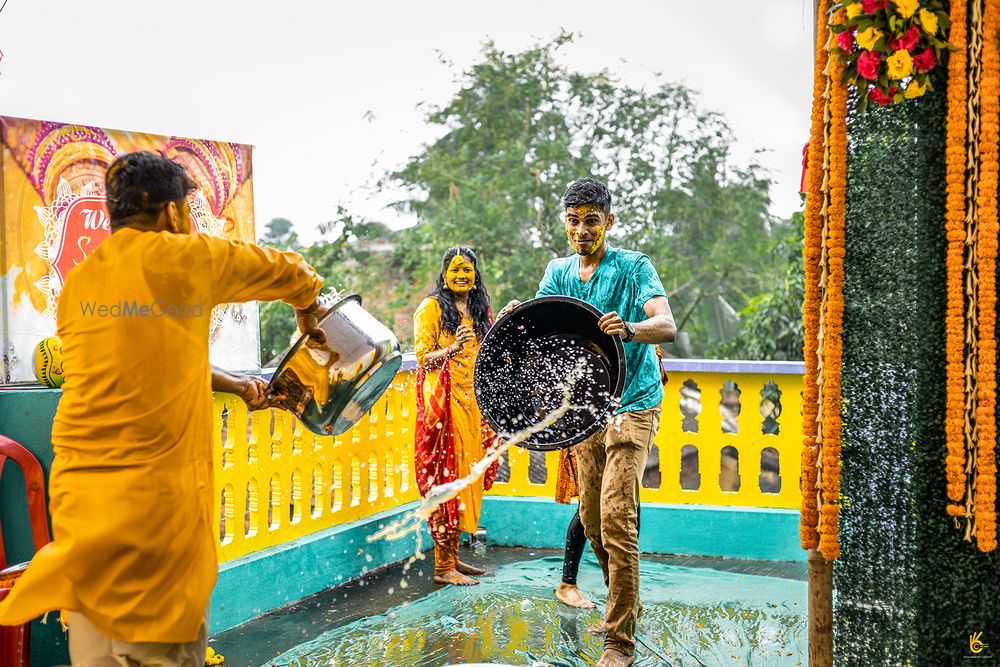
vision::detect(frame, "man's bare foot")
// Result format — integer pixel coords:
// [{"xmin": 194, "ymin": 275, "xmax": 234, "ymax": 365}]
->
[
  {"xmin": 555, "ymin": 582, "xmax": 596, "ymax": 609},
  {"xmin": 434, "ymin": 569, "xmax": 479, "ymax": 586},
  {"xmin": 588, "ymin": 620, "xmax": 609, "ymax": 634},
  {"xmin": 456, "ymin": 561, "xmax": 486, "ymax": 576},
  {"xmin": 596, "ymin": 648, "xmax": 634, "ymax": 667}
]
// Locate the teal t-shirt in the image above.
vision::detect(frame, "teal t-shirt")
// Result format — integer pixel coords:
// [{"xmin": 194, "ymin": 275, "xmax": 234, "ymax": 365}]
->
[{"xmin": 535, "ymin": 244, "xmax": 667, "ymax": 414}]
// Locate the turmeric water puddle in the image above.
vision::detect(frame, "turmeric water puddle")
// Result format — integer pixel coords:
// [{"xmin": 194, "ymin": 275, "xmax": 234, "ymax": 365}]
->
[{"xmin": 253, "ymin": 554, "xmax": 806, "ymax": 667}]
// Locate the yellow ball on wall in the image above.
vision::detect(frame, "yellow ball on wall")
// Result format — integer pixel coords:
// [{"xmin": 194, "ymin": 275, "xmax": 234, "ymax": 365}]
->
[{"xmin": 34, "ymin": 335, "xmax": 65, "ymax": 388}]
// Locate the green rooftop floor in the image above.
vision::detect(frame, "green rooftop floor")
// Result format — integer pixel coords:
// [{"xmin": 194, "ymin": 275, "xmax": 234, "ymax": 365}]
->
[{"xmin": 210, "ymin": 547, "xmax": 807, "ymax": 667}]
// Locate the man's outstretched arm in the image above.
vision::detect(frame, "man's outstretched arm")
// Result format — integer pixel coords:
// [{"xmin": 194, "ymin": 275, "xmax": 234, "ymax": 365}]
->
[{"xmin": 212, "ymin": 366, "xmax": 270, "ymax": 410}]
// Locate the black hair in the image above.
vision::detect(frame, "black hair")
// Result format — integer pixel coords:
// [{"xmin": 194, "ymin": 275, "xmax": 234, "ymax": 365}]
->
[
  {"xmin": 561, "ymin": 177, "xmax": 612, "ymax": 214},
  {"xmin": 105, "ymin": 151, "xmax": 197, "ymax": 230},
  {"xmin": 430, "ymin": 247, "xmax": 492, "ymax": 339}
]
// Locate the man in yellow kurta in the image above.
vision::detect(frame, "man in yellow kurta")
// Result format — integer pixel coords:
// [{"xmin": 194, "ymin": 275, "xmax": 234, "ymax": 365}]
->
[{"xmin": 0, "ymin": 152, "xmax": 325, "ymax": 666}]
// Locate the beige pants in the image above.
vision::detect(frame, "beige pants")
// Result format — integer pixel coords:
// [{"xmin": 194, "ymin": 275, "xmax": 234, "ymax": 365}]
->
[
  {"xmin": 67, "ymin": 612, "xmax": 208, "ymax": 667},
  {"xmin": 575, "ymin": 406, "xmax": 661, "ymax": 656}
]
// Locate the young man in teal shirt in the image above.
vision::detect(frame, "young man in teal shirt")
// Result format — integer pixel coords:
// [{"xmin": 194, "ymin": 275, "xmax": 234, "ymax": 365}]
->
[{"xmin": 501, "ymin": 177, "xmax": 676, "ymax": 667}]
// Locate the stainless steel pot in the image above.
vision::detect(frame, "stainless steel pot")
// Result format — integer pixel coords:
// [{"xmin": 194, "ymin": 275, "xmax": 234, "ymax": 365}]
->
[{"xmin": 267, "ymin": 294, "xmax": 402, "ymax": 436}]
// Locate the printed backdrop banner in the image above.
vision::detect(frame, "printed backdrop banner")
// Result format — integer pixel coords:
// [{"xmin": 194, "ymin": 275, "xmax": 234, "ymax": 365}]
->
[{"xmin": 0, "ymin": 115, "xmax": 261, "ymax": 384}]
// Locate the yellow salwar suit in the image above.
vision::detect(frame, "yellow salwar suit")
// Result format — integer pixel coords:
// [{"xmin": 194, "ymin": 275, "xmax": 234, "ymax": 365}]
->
[
  {"xmin": 413, "ymin": 297, "xmax": 493, "ymax": 574},
  {"xmin": 0, "ymin": 229, "xmax": 322, "ymax": 643}
]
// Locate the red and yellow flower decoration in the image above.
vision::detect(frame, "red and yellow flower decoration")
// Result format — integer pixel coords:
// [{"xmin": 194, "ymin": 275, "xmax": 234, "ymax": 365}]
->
[
  {"xmin": 806, "ymin": 0, "xmax": 999, "ymax": 555},
  {"xmin": 830, "ymin": 0, "xmax": 953, "ymax": 109}
]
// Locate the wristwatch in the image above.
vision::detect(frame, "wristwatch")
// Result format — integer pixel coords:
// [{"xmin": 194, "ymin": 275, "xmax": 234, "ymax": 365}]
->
[{"xmin": 622, "ymin": 321, "xmax": 636, "ymax": 343}]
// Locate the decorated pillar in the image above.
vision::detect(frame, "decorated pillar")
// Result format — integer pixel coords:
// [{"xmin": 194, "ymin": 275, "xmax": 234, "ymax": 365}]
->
[{"xmin": 803, "ymin": 0, "xmax": 1000, "ymax": 663}]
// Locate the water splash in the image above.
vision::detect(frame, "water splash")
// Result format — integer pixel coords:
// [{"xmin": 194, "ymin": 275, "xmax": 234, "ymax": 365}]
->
[
  {"xmin": 368, "ymin": 359, "xmax": 592, "ymax": 555},
  {"xmin": 367, "ymin": 398, "xmax": 571, "ymax": 553}
]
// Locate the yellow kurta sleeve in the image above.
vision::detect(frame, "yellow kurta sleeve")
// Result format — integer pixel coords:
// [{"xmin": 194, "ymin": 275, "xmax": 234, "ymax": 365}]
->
[
  {"xmin": 413, "ymin": 297, "xmax": 443, "ymax": 365},
  {"xmin": 202, "ymin": 235, "xmax": 323, "ymax": 309}
]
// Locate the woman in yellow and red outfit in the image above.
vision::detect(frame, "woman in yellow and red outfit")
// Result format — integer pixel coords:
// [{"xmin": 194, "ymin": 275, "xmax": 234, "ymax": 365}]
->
[{"xmin": 413, "ymin": 247, "xmax": 498, "ymax": 586}]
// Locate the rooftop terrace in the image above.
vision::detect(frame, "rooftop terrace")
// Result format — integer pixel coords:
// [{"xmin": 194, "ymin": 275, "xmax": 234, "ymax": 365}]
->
[{"xmin": 0, "ymin": 358, "xmax": 806, "ymax": 666}]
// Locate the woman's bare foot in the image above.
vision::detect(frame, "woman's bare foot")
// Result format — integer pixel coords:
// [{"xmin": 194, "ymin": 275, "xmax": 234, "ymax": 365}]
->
[
  {"xmin": 587, "ymin": 620, "xmax": 609, "ymax": 634},
  {"xmin": 555, "ymin": 582, "xmax": 596, "ymax": 609},
  {"xmin": 434, "ymin": 569, "xmax": 479, "ymax": 586},
  {"xmin": 456, "ymin": 561, "xmax": 486, "ymax": 576}
]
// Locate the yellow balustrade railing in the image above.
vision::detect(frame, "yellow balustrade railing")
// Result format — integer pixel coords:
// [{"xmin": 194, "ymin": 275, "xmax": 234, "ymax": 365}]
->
[
  {"xmin": 212, "ymin": 370, "xmax": 420, "ymax": 563},
  {"xmin": 213, "ymin": 360, "xmax": 804, "ymax": 562},
  {"xmin": 486, "ymin": 362, "xmax": 804, "ymax": 510}
]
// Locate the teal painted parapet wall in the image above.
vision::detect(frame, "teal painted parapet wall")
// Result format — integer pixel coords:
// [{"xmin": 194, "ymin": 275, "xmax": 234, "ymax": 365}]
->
[
  {"xmin": 211, "ymin": 502, "xmax": 432, "ymax": 634},
  {"xmin": 480, "ymin": 496, "xmax": 805, "ymax": 562},
  {"xmin": 0, "ymin": 388, "xmax": 68, "ymax": 666},
  {"xmin": 0, "ymin": 388, "xmax": 60, "ymax": 563}
]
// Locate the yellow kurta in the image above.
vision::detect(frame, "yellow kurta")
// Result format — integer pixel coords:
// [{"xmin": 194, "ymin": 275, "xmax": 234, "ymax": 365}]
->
[
  {"xmin": 413, "ymin": 296, "xmax": 486, "ymax": 535},
  {"xmin": 0, "ymin": 228, "xmax": 322, "ymax": 643}
]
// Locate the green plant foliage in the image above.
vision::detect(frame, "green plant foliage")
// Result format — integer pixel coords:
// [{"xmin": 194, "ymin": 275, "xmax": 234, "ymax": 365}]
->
[
  {"xmin": 257, "ymin": 34, "xmax": 797, "ymax": 361},
  {"xmin": 713, "ymin": 212, "xmax": 805, "ymax": 361},
  {"xmin": 837, "ymin": 77, "xmax": 999, "ymax": 665},
  {"xmin": 382, "ymin": 33, "xmax": 782, "ymax": 357},
  {"xmin": 257, "ymin": 208, "xmax": 402, "ymax": 365}
]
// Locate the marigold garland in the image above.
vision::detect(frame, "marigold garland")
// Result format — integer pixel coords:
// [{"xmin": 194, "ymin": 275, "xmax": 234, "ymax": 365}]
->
[
  {"xmin": 800, "ymin": 0, "xmax": 831, "ymax": 552},
  {"xmin": 819, "ymin": 36, "xmax": 849, "ymax": 562},
  {"xmin": 944, "ymin": 0, "xmax": 969, "ymax": 515},
  {"xmin": 963, "ymin": 0, "xmax": 984, "ymax": 544},
  {"xmin": 804, "ymin": 0, "xmax": 1000, "ymax": 558},
  {"xmin": 940, "ymin": 0, "xmax": 1000, "ymax": 552},
  {"xmin": 974, "ymin": 0, "xmax": 999, "ymax": 553}
]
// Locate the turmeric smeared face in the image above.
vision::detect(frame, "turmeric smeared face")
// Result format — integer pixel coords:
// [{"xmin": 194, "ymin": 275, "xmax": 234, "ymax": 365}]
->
[
  {"xmin": 444, "ymin": 255, "xmax": 475, "ymax": 293},
  {"xmin": 565, "ymin": 204, "xmax": 613, "ymax": 256}
]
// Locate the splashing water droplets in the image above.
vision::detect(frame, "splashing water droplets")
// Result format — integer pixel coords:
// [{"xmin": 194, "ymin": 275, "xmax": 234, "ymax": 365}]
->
[{"xmin": 368, "ymin": 358, "xmax": 593, "ymax": 555}]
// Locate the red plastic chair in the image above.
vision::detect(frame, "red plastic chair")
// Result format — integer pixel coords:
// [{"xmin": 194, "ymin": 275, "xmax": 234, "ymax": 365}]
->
[{"xmin": 0, "ymin": 435, "xmax": 52, "ymax": 667}]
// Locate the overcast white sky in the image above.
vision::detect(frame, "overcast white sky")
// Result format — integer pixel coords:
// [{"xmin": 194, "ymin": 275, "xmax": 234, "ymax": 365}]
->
[{"xmin": 0, "ymin": 0, "xmax": 813, "ymax": 243}]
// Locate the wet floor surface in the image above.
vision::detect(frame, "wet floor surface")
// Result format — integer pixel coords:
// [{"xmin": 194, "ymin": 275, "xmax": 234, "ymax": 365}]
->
[{"xmin": 210, "ymin": 546, "xmax": 807, "ymax": 667}]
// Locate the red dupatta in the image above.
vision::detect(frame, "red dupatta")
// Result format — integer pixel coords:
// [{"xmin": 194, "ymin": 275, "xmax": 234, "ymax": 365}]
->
[{"xmin": 414, "ymin": 356, "xmax": 500, "ymax": 545}]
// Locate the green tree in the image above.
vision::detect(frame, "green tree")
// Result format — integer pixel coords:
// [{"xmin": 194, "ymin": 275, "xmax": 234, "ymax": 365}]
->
[
  {"xmin": 383, "ymin": 33, "xmax": 783, "ymax": 356},
  {"xmin": 713, "ymin": 212, "xmax": 805, "ymax": 361},
  {"xmin": 256, "ymin": 210, "xmax": 402, "ymax": 364},
  {"xmin": 258, "ymin": 34, "xmax": 798, "ymax": 360},
  {"xmin": 259, "ymin": 217, "xmax": 298, "ymax": 249}
]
